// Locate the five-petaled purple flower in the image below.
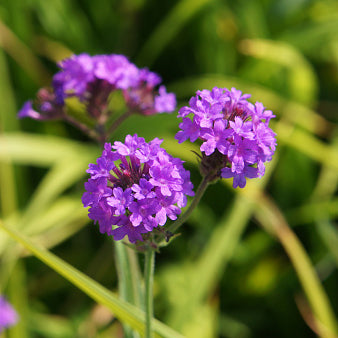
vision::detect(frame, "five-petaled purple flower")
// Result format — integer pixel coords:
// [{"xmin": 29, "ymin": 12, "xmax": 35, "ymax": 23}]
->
[
  {"xmin": 82, "ymin": 135, "xmax": 194, "ymax": 243},
  {"xmin": 176, "ymin": 87, "xmax": 277, "ymax": 188},
  {"xmin": 0, "ymin": 296, "xmax": 18, "ymax": 333},
  {"xmin": 18, "ymin": 53, "xmax": 176, "ymax": 122}
]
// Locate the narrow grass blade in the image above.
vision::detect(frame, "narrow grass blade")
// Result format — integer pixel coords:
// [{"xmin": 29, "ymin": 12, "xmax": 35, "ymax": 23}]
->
[
  {"xmin": 0, "ymin": 221, "xmax": 184, "ymax": 338},
  {"xmin": 255, "ymin": 197, "xmax": 338, "ymax": 338}
]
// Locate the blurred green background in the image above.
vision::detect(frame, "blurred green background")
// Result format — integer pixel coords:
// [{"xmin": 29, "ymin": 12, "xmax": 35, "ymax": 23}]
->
[{"xmin": 0, "ymin": 0, "xmax": 337, "ymax": 337}]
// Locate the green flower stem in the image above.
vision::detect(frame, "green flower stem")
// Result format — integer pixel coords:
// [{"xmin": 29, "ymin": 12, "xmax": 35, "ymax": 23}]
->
[
  {"xmin": 114, "ymin": 241, "xmax": 142, "ymax": 338},
  {"xmin": 144, "ymin": 248, "xmax": 155, "ymax": 338},
  {"xmin": 168, "ymin": 175, "xmax": 209, "ymax": 233},
  {"xmin": 63, "ymin": 114, "xmax": 101, "ymax": 142},
  {"xmin": 107, "ymin": 110, "xmax": 134, "ymax": 137}
]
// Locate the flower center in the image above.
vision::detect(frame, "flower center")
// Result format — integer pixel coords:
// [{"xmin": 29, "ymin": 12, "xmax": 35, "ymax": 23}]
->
[
  {"xmin": 224, "ymin": 106, "xmax": 248, "ymax": 122},
  {"xmin": 108, "ymin": 157, "xmax": 148, "ymax": 189}
]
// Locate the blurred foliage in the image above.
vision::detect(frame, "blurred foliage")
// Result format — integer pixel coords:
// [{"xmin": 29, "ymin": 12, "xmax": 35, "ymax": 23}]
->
[{"xmin": 0, "ymin": 0, "xmax": 337, "ymax": 337}]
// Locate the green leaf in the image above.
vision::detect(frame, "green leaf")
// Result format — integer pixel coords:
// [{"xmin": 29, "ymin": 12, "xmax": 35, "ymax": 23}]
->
[
  {"xmin": 0, "ymin": 46, "xmax": 19, "ymax": 217},
  {"xmin": 21, "ymin": 158, "xmax": 89, "ymax": 225},
  {"xmin": 0, "ymin": 133, "xmax": 99, "ymax": 167},
  {"xmin": 0, "ymin": 133, "xmax": 99, "ymax": 258},
  {"xmin": 26, "ymin": 197, "xmax": 89, "ymax": 251},
  {"xmin": 24, "ymin": 196, "xmax": 87, "ymax": 236},
  {"xmin": 7, "ymin": 260, "xmax": 29, "ymax": 338},
  {"xmin": 0, "ymin": 220, "xmax": 184, "ymax": 338}
]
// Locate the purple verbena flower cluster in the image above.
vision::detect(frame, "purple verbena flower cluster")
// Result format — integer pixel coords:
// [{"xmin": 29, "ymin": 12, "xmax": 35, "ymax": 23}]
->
[
  {"xmin": 82, "ymin": 134, "xmax": 194, "ymax": 243},
  {"xmin": 176, "ymin": 87, "xmax": 277, "ymax": 188},
  {"xmin": 18, "ymin": 53, "xmax": 176, "ymax": 121},
  {"xmin": 0, "ymin": 296, "xmax": 18, "ymax": 333}
]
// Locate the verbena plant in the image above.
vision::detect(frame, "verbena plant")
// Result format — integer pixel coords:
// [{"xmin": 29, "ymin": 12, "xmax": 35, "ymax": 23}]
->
[{"xmin": 0, "ymin": 1, "xmax": 337, "ymax": 337}]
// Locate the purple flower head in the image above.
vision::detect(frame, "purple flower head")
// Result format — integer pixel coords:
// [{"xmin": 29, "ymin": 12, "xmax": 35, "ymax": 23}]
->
[
  {"xmin": 53, "ymin": 54, "xmax": 176, "ymax": 118},
  {"xmin": 52, "ymin": 53, "xmax": 141, "ymax": 119},
  {"xmin": 82, "ymin": 135, "xmax": 194, "ymax": 243},
  {"xmin": 0, "ymin": 296, "xmax": 18, "ymax": 333},
  {"xmin": 176, "ymin": 87, "xmax": 277, "ymax": 188},
  {"xmin": 18, "ymin": 53, "xmax": 176, "ymax": 141}
]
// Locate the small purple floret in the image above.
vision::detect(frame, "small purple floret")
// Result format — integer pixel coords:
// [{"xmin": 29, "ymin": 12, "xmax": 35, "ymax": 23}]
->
[
  {"xmin": 176, "ymin": 87, "xmax": 277, "ymax": 188},
  {"xmin": 18, "ymin": 88, "xmax": 64, "ymax": 121},
  {"xmin": 0, "ymin": 296, "xmax": 18, "ymax": 333},
  {"xmin": 82, "ymin": 135, "xmax": 194, "ymax": 243},
  {"xmin": 18, "ymin": 101, "xmax": 42, "ymax": 120}
]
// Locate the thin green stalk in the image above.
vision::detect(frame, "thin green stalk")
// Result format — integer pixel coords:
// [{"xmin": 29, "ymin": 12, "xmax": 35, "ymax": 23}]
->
[
  {"xmin": 168, "ymin": 175, "xmax": 209, "ymax": 233},
  {"xmin": 106, "ymin": 110, "xmax": 134, "ymax": 137},
  {"xmin": 63, "ymin": 114, "xmax": 101, "ymax": 142},
  {"xmin": 144, "ymin": 249, "xmax": 155, "ymax": 338},
  {"xmin": 114, "ymin": 241, "xmax": 142, "ymax": 338}
]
